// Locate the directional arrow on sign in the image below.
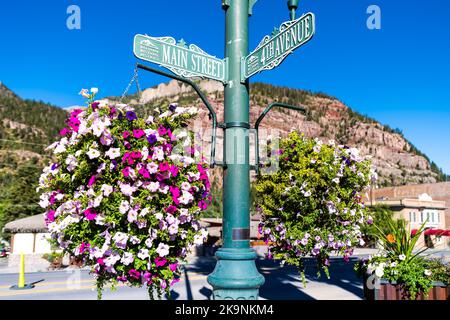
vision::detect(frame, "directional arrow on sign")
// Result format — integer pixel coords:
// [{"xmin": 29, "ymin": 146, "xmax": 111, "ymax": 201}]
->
[
  {"xmin": 242, "ymin": 12, "xmax": 315, "ymax": 81},
  {"xmin": 134, "ymin": 34, "xmax": 227, "ymax": 83}
]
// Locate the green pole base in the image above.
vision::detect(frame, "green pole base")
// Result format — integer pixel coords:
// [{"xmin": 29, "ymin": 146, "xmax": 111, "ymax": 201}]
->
[{"xmin": 207, "ymin": 248, "xmax": 265, "ymax": 300}]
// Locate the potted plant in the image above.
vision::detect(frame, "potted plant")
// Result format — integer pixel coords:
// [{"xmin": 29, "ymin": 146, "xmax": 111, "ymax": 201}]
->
[
  {"xmin": 355, "ymin": 217, "xmax": 449, "ymax": 300},
  {"xmin": 42, "ymin": 252, "xmax": 64, "ymax": 269}
]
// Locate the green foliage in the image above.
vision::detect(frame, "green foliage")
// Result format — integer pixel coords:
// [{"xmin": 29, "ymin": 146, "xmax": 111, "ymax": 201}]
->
[
  {"xmin": 424, "ymin": 259, "xmax": 450, "ymax": 284},
  {"xmin": 0, "ymin": 160, "xmax": 43, "ymax": 237},
  {"xmin": 361, "ymin": 204, "xmax": 395, "ymax": 247}
]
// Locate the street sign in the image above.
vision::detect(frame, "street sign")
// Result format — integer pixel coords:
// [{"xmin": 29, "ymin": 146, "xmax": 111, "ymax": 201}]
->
[
  {"xmin": 242, "ymin": 12, "xmax": 315, "ymax": 81},
  {"xmin": 133, "ymin": 34, "xmax": 227, "ymax": 83}
]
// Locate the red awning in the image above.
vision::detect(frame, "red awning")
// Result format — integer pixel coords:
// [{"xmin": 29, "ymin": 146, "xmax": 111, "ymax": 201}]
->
[{"xmin": 411, "ymin": 229, "xmax": 450, "ymax": 236}]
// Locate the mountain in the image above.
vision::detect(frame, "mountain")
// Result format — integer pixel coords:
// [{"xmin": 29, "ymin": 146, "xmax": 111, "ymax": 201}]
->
[
  {"xmin": 0, "ymin": 84, "xmax": 67, "ymax": 236},
  {"xmin": 118, "ymin": 79, "xmax": 448, "ymax": 187}
]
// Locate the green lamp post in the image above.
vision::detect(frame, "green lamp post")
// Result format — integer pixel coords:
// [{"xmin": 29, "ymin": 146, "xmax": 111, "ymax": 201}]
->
[
  {"xmin": 133, "ymin": 0, "xmax": 313, "ymax": 301},
  {"xmin": 206, "ymin": 0, "xmax": 265, "ymax": 300}
]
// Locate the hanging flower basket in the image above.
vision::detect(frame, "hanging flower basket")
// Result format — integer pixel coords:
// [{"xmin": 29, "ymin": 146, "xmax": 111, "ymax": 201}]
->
[
  {"xmin": 255, "ymin": 131, "xmax": 376, "ymax": 283},
  {"xmin": 37, "ymin": 89, "xmax": 211, "ymax": 299}
]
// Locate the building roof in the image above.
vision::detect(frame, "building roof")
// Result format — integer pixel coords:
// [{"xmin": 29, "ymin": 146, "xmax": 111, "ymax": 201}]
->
[
  {"xmin": 373, "ymin": 198, "xmax": 447, "ymax": 210},
  {"xmin": 3, "ymin": 214, "xmax": 47, "ymax": 234}
]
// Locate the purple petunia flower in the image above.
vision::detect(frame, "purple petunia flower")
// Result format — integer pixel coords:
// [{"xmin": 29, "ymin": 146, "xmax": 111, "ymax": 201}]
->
[
  {"xmin": 126, "ymin": 111, "xmax": 137, "ymax": 121},
  {"xmin": 147, "ymin": 134, "xmax": 157, "ymax": 144},
  {"xmin": 169, "ymin": 103, "xmax": 177, "ymax": 112}
]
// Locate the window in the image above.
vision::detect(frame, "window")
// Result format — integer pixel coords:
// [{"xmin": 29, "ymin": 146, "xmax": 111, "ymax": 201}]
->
[{"xmin": 409, "ymin": 211, "xmax": 416, "ymax": 222}]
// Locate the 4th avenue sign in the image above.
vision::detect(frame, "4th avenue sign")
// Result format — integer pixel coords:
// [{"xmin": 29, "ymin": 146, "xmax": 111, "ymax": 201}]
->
[
  {"xmin": 133, "ymin": 34, "xmax": 227, "ymax": 83},
  {"xmin": 242, "ymin": 12, "xmax": 315, "ymax": 81}
]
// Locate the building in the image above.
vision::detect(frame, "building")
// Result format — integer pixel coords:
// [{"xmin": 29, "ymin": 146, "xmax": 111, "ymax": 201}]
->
[
  {"xmin": 368, "ymin": 181, "xmax": 450, "ymax": 233},
  {"xmin": 368, "ymin": 192, "xmax": 449, "ymax": 249},
  {"xmin": 2, "ymin": 214, "xmax": 53, "ymax": 270}
]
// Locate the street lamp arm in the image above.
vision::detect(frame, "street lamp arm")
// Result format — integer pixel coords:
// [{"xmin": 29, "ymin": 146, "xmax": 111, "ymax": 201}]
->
[
  {"xmin": 254, "ymin": 102, "xmax": 306, "ymax": 130},
  {"xmin": 254, "ymin": 102, "xmax": 307, "ymax": 173},
  {"xmin": 136, "ymin": 63, "xmax": 218, "ymax": 168}
]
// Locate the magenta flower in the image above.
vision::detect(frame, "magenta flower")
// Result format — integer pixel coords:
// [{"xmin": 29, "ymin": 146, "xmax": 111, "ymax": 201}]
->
[
  {"xmin": 138, "ymin": 167, "xmax": 150, "ymax": 179},
  {"xmin": 122, "ymin": 153, "xmax": 135, "ymax": 165},
  {"xmin": 170, "ymin": 186, "xmax": 180, "ymax": 200},
  {"xmin": 67, "ymin": 117, "xmax": 80, "ymax": 132},
  {"xmin": 169, "ymin": 165, "xmax": 179, "ymax": 177},
  {"xmin": 128, "ymin": 269, "xmax": 141, "ymax": 280},
  {"xmin": 158, "ymin": 126, "xmax": 167, "ymax": 136},
  {"xmin": 159, "ymin": 162, "xmax": 169, "ymax": 172},
  {"xmin": 97, "ymin": 258, "xmax": 104, "ymax": 266},
  {"xmin": 88, "ymin": 175, "xmax": 96, "ymax": 187},
  {"xmin": 122, "ymin": 167, "xmax": 131, "ymax": 177},
  {"xmin": 155, "ymin": 257, "xmax": 167, "ymax": 267},
  {"xmin": 165, "ymin": 205, "xmax": 177, "ymax": 214},
  {"xmin": 133, "ymin": 129, "xmax": 145, "ymax": 139},
  {"xmin": 155, "ymin": 172, "xmax": 166, "ymax": 182},
  {"xmin": 45, "ymin": 210, "xmax": 55, "ymax": 224},
  {"xmin": 79, "ymin": 242, "xmax": 90, "ymax": 254},
  {"xmin": 83, "ymin": 208, "xmax": 97, "ymax": 221},
  {"xmin": 170, "ymin": 278, "xmax": 180, "ymax": 286},
  {"xmin": 143, "ymin": 271, "xmax": 152, "ymax": 284},
  {"xmin": 70, "ymin": 109, "xmax": 83, "ymax": 118},
  {"xmin": 49, "ymin": 193, "xmax": 56, "ymax": 205},
  {"xmin": 198, "ymin": 200, "xmax": 208, "ymax": 210},
  {"xmin": 59, "ymin": 127, "xmax": 70, "ymax": 136},
  {"xmin": 131, "ymin": 151, "xmax": 142, "ymax": 159},
  {"xmin": 169, "ymin": 262, "xmax": 178, "ymax": 272},
  {"xmin": 122, "ymin": 131, "xmax": 130, "ymax": 139}
]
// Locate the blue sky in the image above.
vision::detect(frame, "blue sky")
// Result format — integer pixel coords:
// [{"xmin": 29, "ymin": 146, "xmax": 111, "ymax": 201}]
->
[{"xmin": 0, "ymin": 0, "xmax": 449, "ymax": 174}]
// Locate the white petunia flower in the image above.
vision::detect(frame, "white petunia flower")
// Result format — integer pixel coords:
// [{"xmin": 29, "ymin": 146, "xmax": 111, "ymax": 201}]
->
[
  {"xmin": 86, "ymin": 148, "xmax": 100, "ymax": 159},
  {"xmin": 156, "ymin": 243, "xmax": 170, "ymax": 257},
  {"xmin": 105, "ymin": 147, "xmax": 121, "ymax": 159}
]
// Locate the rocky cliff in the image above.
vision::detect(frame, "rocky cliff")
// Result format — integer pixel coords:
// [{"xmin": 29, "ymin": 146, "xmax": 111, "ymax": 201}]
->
[{"xmin": 125, "ymin": 79, "xmax": 445, "ymax": 187}]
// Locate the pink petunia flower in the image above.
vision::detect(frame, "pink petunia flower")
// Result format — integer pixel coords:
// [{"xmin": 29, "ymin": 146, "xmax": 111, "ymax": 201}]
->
[
  {"xmin": 83, "ymin": 208, "xmax": 97, "ymax": 221},
  {"xmin": 158, "ymin": 126, "xmax": 167, "ymax": 136},
  {"xmin": 169, "ymin": 165, "xmax": 179, "ymax": 177},
  {"xmin": 122, "ymin": 167, "xmax": 131, "ymax": 177},
  {"xmin": 133, "ymin": 129, "xmax": 145, "ymax": 139},
  {"xmin": 138, "ymin": 167, "xmax": 150, "ymax": 179},
  {"xmin": 155, "ymin": 256, "xmax": 167, "ymax": 267},
  {"xmin": 159, "ymin": 162, "xmax": 169, "ymax": 172},
  {"xmin": 88, "ymin": 175, "xmax": 96, "ymax": 187},
  {"xmin": 122, "ymin": 131, "xmax": 130, "ymax": 139},
  {"xmin": 169, "ymin": 262, "xmax": 178, "ymax": 272}
]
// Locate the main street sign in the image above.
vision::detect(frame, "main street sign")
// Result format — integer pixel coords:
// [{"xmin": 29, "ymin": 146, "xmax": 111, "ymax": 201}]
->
[
  {"xmin": 133, "ymin": 34, "xmax": 227, "ymax": 83},
  {"xmin": 242, "ymin": 12, "xmax": 315, "ymax": 81}
]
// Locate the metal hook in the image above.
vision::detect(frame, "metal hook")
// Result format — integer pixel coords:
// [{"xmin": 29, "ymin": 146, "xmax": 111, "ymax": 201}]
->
[{"xmin": 254, "ymin": 102, "xmax": 307, "ymax": 174}]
